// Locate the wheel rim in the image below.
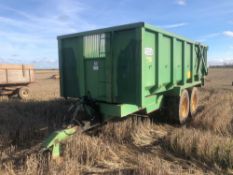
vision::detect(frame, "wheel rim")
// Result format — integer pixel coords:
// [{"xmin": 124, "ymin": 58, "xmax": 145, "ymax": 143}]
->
[
  {"xmin": 180, "ymin": 94, "xmax": 189, "ymax": 120},
  {"xmin": 20, "ymin": 88, "xmax": 29, "ymax": 98}
]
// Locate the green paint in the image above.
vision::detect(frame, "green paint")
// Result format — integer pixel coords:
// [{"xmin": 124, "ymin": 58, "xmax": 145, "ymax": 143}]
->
[
  {"xmin": 99, "ymin": 103, "xmax": 139, "ymax": 120},
  {"xmin": 58, "ymin": 22, "xmax": 208, "ymax": 120},
  {"xmin": 43, "ymin": 22, "xmax": 208, "ymax": 159},
  {"xmin": 52, "ymin": 143, "xmax": 60, "ymax": 159},
  {"xmin": 42, "ymin": 127, "xmax": 77, "ymax": 159}
]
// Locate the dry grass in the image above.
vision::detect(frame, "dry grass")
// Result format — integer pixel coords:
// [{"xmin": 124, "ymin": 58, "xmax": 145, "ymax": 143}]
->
[
  {"xmin": 190, "ymin": 88, "xmax": 233, "ymax": 135},
  {"xmin": 162, "ymin": 82, "xmax": 233, "ymax": 173},
  {"xmin": 0, "ymin": 116, "xmax": 213, "ymax": 175},
  {"xmin": 164, "ymin": 128, "xmax": 233, "ymax": 170},
  {"xmin": 135, "ymin": 154, "xmax": 170, "ymax": 175},
  {"xmin": 0, "ymin": 99, "xmax": 68, "ymax": 149},
  {"xmin": 0, "ymin": 68, "xmax": 233, "ymax": 174},
  {"xmin": 99, "ymin": 118, "xmax": 167, "ymax": 145}
]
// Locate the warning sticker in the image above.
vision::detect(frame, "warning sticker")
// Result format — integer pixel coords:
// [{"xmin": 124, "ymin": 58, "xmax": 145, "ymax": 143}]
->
[
  {"xmin": 144, "ymin": 48, "xmax": 153, "ymax": 56},
  {"xmin": 93, "ymin": 61, "xmax": 99, "ymax": 71}
]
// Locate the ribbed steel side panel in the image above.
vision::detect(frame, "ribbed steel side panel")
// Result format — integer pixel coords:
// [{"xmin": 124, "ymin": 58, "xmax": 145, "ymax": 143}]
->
[{"xmin": 58, "ymin": 22, "xmax": 208, "ymax": 112}]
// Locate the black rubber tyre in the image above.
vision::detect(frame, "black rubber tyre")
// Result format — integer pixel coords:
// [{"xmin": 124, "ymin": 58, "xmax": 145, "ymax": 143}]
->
[
  {"xmin": 164, "ymin": 89, "xmax": 190, "ymax": 124},
  {"xmin": 190, "ymin": 87, "xmax": 199, "ymax": 116},
  {"xmin": 18, "ymin": 87, "xmax": 30, "ymax": 100}
]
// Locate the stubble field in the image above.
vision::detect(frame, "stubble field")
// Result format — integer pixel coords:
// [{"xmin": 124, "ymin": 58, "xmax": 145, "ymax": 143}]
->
[{"xmin": 0, "ymin": 68, "xmax": 232, "ymax": 175}]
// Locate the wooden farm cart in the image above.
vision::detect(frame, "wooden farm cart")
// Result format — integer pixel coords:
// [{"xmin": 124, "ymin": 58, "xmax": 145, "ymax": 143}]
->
[{"xmin": 0, "ymin": 64, "xmax": 35, "ymax": 99}]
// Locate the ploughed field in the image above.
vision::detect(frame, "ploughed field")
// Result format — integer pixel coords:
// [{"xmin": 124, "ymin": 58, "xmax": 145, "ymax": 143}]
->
[{"xmin": 0, "ymin": 68, "xmax": 232, "ymax": 175}]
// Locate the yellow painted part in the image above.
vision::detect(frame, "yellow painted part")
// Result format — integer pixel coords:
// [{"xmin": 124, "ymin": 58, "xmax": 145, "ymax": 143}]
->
[{"xmin": 187, "ymin": 71, "xmax": 191, "ymax": 79}]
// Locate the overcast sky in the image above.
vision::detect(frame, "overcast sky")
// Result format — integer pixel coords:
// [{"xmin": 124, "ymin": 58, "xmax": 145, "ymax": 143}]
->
[{"xmin": 0, "ymin": 0, "xmax": 233, "ymax": 68}]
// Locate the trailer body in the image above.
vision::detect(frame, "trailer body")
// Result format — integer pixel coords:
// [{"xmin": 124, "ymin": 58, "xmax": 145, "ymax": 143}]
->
[
  {"xmin": 58, "ymin": 22, "xmax": 208, "ymax": 120},
  {"xmin": 0, "ymin": 64, "xmax": 34, "ymax": 85},
  {"xmin": 0, "ymin": 64, "xmax": 34, "ymax": 98}
]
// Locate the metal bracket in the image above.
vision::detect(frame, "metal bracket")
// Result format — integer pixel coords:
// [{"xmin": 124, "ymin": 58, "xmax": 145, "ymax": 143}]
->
[
  {"xmin": 196, "ymin": 44, "xmax": 208, "ymax": 76},
  {"xmin": 42, "ymin": 127, "xmax": 78, "ymax": 159}
]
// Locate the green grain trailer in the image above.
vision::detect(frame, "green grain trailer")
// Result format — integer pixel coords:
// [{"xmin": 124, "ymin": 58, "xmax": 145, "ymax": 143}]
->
[
  {"xmin": 58, "ymin": 22, "xmax": 208, "ymax": 123},
  {"xmin": 43, "ymin": 22, "xmax": 208, "ymax": 158}
]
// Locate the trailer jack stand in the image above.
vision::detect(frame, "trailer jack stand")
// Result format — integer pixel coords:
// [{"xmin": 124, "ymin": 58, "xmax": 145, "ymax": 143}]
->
[{"xmin": 42, "ymin": 126, "xmax": 78, "ymax": 159}]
